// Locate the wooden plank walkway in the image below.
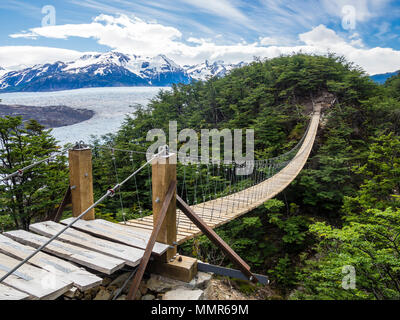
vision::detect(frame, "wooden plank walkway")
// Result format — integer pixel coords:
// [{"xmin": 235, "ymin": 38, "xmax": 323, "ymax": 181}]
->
[
  {"xmin": 4, "ymin": 230, "xmax": 125, "ymax": 274},
  {"xmin": 0, "ymin": 283, "xmax": 31, "ymax": 300},
  {"xmin": 60, "ymin": 218, "xmax": 169, "ymax": 255},
  {"xmin": 0, "ymin": 252, "xmax": 73, "ymax": 300},
  {"xmin": 0, "ymin": 219, "xmax": 170, "ymax": 299},
  {"xmin": 0, "ymin": 234, "xmax": 102, "ymax": 291},
  {"xmin": 30, "ymin": 221, "xmax": 143, "ymax": 267},
  {"xmin": 126, "ymin": 109, "xmax": 321, "ymax": 244}
]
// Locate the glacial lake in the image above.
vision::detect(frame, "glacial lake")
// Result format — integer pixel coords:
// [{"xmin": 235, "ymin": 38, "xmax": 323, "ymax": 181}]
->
[{"xmin": 0, "ymin": 87, "xmax": 167, "ymax": 146}]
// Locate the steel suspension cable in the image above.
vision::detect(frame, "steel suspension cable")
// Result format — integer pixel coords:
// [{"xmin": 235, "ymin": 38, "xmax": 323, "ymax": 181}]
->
[
  {"xmin": 1, "ymin": 147, "xmax": 68, "ymax": 182},
  {"xmin": 0, "ymin": 150, "xmax": 163, "ymax": 284}
]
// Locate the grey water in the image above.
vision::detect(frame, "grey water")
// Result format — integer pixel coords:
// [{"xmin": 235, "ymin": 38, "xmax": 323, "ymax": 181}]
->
[{"xmin": 0, "ymin": 87, "xmax": 166, "ymax": 146}]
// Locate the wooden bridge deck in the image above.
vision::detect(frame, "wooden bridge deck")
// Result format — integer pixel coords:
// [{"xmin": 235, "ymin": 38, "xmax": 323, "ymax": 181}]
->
[
  {"xmin": 125, "ymin": 110, "xmax": 320, "ymax": 244},
  {"xmin": 0, "ymin": 219, "xmax": 166, "ymax": 300}
]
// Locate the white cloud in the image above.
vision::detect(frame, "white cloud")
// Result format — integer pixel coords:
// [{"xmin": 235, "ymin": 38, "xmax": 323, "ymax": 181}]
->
[
  {"xmin": 349, "ymin": 32, "xmax": 360, "ymax": 39},
  {"xmin": 180, "ymin": 0, "xmax": 249, "ymax": 24},
  {"xmin": 299, "ymin": 25, "xmax": 345, "ymax": 47},
  {"xmin": 187, "ymin": 37, "xmax": 207, "ymax": 44},
  {"xmin": 259, "ymin": 37, "xmax": 278, "ymax": 46},
  {"xmin": 11, "ymin": 14, "xmax": 182, "ymax": 47},
  {"xmin": 350, "ymin": 39, "xmax": 364, "ymax": 48},
  {"xmin": 0, "ymin": 46, "xmax": 86, "ymax": 69},
  {"xmin": 6, "ymin": 15, "xmax": 400, "ymax": 74}
]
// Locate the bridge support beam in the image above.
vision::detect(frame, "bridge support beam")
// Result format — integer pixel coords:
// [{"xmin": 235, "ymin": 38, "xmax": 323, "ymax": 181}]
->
[{"xmin": 68, "ymin": 144, "xmax": 95, "ymax": 221}]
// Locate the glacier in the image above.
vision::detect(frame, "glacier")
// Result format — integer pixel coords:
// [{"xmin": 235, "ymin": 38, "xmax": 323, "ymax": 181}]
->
[{"xmin": 0, "ymin": 86, "xmax": 167, "ymax": 146}]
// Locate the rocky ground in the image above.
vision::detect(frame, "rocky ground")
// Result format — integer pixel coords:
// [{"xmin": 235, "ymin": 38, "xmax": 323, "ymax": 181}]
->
[
  {"xmin": 61, "ymin": 269, "xmax": 268, "ymax": 301},
  {"xmin": 0, "ymin": 104, "xmax": 94, "ymax": 128}
]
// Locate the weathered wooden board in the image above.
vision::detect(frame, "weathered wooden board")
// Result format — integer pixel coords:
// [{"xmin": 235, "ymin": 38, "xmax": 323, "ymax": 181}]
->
[
  {"xmin": 0, "ymin": 252, "xmax": 73, "ymax": 300},
  {"xmin": 0, "ymin": 234, "xmax": 101, "ymax": 290},
  {"xmin": 93, "ymin": 219, "xmax": 154, "ymax": 236},
  {"xmin": 126, "ymin": 220, "xmax": 194, "ymax": 236},
  {"xmin": 138, "ymin": 217, "xmax": 201, "ymax": 231},
  {"xmin": 61, "ymin": 218, "xmax": 168, "ymax": 255},
  {"xmin": 0, "ymin": 283, "xmax": 31, "ymax": 300},
  {"xmin": 4, "ymin": 230, "xmax": 125, "ymax": 275},
  {"xmin": 127, "ymin": 220, "xmax": 196, "ymax": 240},
  {"xmin": 30, "ymin": 221, "xmax": 143, "ymax": 267}
]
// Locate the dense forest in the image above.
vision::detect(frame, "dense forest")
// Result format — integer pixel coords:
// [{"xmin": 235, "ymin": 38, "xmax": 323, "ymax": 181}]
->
[{"xmin": 1, "ymin": 53, "xmax": 399, "ymax": 299}]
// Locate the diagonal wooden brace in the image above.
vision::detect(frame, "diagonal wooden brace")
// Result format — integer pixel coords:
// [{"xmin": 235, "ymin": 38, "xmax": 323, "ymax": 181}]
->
[
  {"xmin": 126, "ymin": 181, "xmax": 177, "ymax": 300},
  {"xmin": 176, "ymin": 195, "xmax": 259, "ymax": 284},
  {"xmin": 53, "ymin": 187, "xmax": 72, "ymax": 222}
]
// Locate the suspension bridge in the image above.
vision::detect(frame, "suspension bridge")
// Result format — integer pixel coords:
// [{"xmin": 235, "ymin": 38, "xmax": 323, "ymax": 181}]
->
[
  {"xmin": 125, "ymin": 103, "xmax": 320, "ymax": 244},
  {"xmin": 0, "ymin": 94, "xmax": 333, "ymax": 300}
]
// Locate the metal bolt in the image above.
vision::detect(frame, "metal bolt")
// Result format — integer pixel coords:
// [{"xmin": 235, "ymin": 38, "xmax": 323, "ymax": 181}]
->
[{"xmin": 169, "ymin": 254, "xmax": 179, "ymax": 262}]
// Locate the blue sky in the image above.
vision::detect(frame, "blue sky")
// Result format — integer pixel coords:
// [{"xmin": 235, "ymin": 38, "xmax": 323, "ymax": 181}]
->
[{"xmin": 0, "ymin": 0, "xmax": 399, "ymax": 74}]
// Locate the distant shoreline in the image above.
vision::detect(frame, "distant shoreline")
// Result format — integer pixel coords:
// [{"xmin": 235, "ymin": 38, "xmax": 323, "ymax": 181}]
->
[{"xmin": 0, "ymin": 104, "xmax": 95, "ymax": 128}]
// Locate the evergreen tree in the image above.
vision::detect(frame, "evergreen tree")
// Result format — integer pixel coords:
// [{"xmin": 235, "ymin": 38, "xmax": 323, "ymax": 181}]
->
[{"xmin": 0, "ymin": 116, "xmax": 68, "ymax": 230}]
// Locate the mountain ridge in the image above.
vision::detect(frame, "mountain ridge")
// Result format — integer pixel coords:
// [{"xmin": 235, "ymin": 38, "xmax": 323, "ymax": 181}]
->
[
  {"xmin": 0, "ymin": 52, "xmax": 246, "ymax": 93},
  {"xmin": 370, "ymin": 70, "xmax": 400, "ymax": 84}
]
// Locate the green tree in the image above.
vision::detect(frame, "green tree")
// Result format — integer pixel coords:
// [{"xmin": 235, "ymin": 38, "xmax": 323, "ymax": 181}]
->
[
  {"xmin": 294, "ymin": 133, "xmax": 400, "ymax": 300},
  {"xmin": 385, "ymin": 73, "xmax": 400, "ymax": 100},
  {"xmin": 0, "ymin": 116, "xmax": 68, "ymax": 230},
  {"xmin": 295, "ymin": 207, "xmax": 400, "ymax": 300}
]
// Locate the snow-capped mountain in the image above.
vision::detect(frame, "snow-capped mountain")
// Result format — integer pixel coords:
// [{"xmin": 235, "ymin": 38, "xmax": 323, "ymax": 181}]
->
[
  {"xmin": 185, "ymin": 60, "xmax": 247, "ymax": 80},
  {"xmin": 0, "ymin": 67, "xmax": 6, "ymax": 78},
  {"xmin": 0, "ymin": 52, "xmax": 246, "ymax": 92}
]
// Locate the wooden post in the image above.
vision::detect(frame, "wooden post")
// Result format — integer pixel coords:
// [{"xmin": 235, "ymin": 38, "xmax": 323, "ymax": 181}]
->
[
  {"xmin": 68, "ymin": 145, "xmax": 95, "ymax": 221},
  {"xmin": 151, "ymin": 148, "xmax": 177, "ymax": 262}
]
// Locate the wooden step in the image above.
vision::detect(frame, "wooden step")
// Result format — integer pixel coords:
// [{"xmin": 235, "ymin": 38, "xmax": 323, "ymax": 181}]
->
[
  {"xmin": 0, "ymin": 234, "xmax": 101, "ymax": 291},
  {"xmin": 0, "ymin": 252, "xmax": 73, "ymax": 300},
  {"xmin": 30, "ymin": 221, "xmax": 144, "ymax": 267},
  {"xmin": 61, "ymin": 218, "xmax": 168, "ymax": 255},
  {"xmin": 0, "ymin": 283, "xmax": 31, "ymax": 300},
  {"xmin": 4, "ymin": 230, "xmax": 125, "ymax": 275}
]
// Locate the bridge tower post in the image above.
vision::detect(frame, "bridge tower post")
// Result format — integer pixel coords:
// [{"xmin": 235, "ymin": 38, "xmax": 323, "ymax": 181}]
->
[
  {"xmin": 68, "ymin": 142, "xmax": 95, "ymax": 220},
  {"xmin": 151, "ymin": 146, "xmax": 177, "ymax": 261},
  {"xmin": 149, "ymin": 146, "xmax": 197, "ymax": 283}
]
